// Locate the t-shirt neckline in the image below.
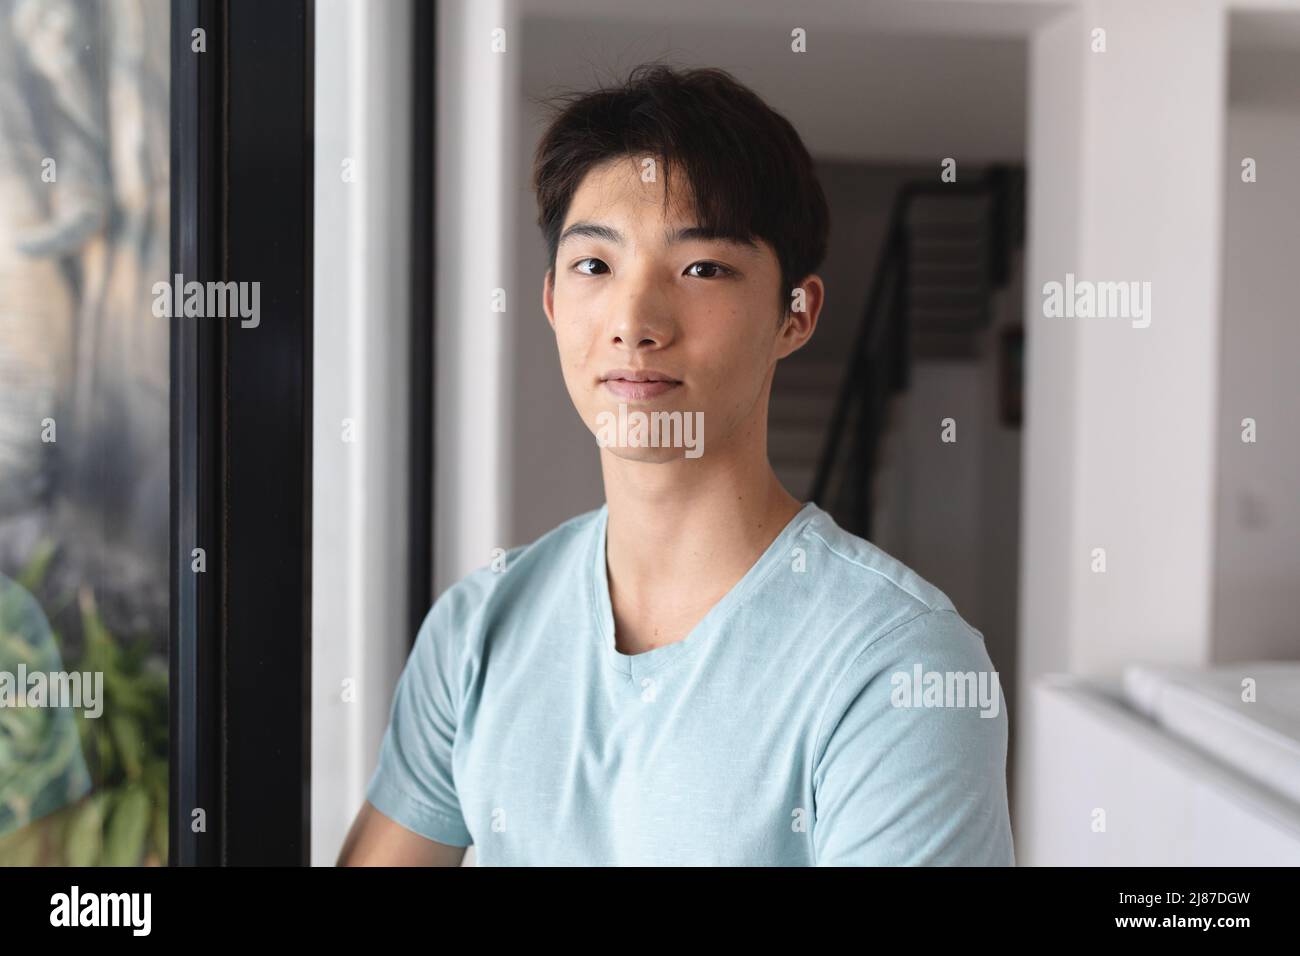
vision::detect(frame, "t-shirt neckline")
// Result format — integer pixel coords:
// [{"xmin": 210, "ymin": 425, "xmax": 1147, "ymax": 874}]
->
[{"xmin": 589, "ymin": 500, "xmax": 822, "ymax": 682}]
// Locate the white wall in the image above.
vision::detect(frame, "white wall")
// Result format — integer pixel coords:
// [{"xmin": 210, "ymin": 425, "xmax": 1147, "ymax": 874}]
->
[
  {"xmin": 1017, "ymin": 6, "xmax": 1087, "ymax": 699},
  {"xmin": 1212, "ymin": 56, "xmax": 1300, "ymax": 663},
  {"xmin": 1014, "ymin": 0, "xmax": 1233, "ymax": 844},
  {"xmin": 434, "ymin": 0, "xmax": 519, "ymax": 592},
  {"xmin": 311, "ymin": 0, "xmax": 414, "ymax": 865},
  {"xmin": 1074, "ymin": 1, "xmax": 1227, "ymax": 675},
  {"xmin": 1018, "ymin": 0, "xmax": 1228, "ymax": 690}
]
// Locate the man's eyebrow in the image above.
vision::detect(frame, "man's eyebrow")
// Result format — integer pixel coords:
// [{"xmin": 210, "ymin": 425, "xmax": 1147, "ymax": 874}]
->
[
  {"xmin": 667, "ymin": 226, "xmax": 761, "ymax": 251},
  {"xmin": 557, "ymin": 221, "xmax": 623, "ymax": 248},
  {"xmin": 557, "ymin": 221, "xmax": 760, "ymax": 252}
]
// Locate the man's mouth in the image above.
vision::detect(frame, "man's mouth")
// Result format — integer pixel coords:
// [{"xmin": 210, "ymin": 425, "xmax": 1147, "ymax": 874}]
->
[{"xmin": 599, "ymin": 368, "xmax": 682, "ymax": 401}]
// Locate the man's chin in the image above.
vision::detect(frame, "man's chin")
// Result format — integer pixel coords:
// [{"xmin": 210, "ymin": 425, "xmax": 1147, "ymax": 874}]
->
[
  {"xmin": 586, "ymin": 402, "xmax": 708, "ymax": 461},
  {"xmin": 596, "ymin": 444, "xmax": 693, "ymax": 464}
]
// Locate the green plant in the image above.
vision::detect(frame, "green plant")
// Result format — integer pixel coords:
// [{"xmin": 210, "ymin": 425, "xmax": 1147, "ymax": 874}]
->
[
  {"xmin": 0, "ymin": 543, "xmax": 168, "ymax": 866},
  {"xmin": 71, "ymin": 587, "xmax": 169, "ymax": 866}
]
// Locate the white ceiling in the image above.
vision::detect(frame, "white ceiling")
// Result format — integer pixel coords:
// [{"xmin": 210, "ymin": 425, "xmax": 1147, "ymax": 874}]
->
[
  {"xmin": 517, "ymin": 0, "xmax": 1300, "ymax": 164},
  {"xmin": 517, "ymin": 0, "xmax": 1065, "ymax": 38},
  {"xmin": 520, "ymin": 11, "xmax": 1030, "ymax": 164}
]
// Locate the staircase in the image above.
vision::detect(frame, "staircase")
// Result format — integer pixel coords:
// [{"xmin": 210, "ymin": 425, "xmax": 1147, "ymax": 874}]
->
[
  {"xmin": 769, "ymin": 358, "xmax": 843, "ymax": 500},
  {"xmin": 909, "ymin": 192, "xmax": 997, "ymax": 359},
  {"xmin": 769, "ymin": 164, "xmax": 1025, "ymax": 540}
]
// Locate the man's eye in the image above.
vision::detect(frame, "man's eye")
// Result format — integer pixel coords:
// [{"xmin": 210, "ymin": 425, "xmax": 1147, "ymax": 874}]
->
[
  {"xmin": 685, "ymin": 261, "xmax": 732, "ymax": 279},
  {"xmin": 572, "ymin": 259, "xmax": 732, "ymax": 278}
]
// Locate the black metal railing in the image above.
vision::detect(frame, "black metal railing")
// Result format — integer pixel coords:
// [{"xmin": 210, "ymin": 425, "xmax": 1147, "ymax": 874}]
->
[{"xmin": 808, "ymin": 164, "xmax": 1024, "ymax": 539}]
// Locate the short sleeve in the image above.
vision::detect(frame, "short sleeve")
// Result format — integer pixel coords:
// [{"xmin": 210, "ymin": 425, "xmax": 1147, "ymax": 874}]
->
[
  {"xmin": 365, "ymin": 600, "xmax": 473, "ymax": 847},
  {"xmin": 811, "ymin": 608, "xmax": 1015, "ymax": 865}
]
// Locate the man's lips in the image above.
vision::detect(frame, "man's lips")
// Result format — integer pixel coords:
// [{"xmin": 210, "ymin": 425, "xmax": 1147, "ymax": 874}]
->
[
  {"xmin": 600, "ymin": 368, "xmax": 681, "ymax": 401},
  {"xmin": 602, "ymin": 379, "xmax": 680, "ymax": 401}
]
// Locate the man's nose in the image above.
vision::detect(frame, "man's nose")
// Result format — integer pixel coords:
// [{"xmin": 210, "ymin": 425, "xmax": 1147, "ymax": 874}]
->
[{"xmin": 607, "ymin": 275, "xmax": 672, "ymax": 349}]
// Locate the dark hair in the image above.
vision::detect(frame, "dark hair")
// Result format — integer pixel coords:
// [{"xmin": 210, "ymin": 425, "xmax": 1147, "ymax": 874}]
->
[{"xmin": 531, "ymin": 63, "xmax": 830, "ymax": 322}]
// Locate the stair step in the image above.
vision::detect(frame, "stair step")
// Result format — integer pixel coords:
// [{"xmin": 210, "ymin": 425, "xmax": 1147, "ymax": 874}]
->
[
  {"xmin": 909, "ymin": 247, "xmax": 989, "ymax": 268},
  {"xmin": 911, "ymin": 306, "xmax": 989, "ymax": 330},
  {"xmin": 911, "ymin": 329, "xmax": 983, "ymax": 359},
  {"xmin": 908, "ymin": 287, "xmax": 987, "ymax": 309},
  {"xmin": 907, "ymin": 194, "xmax": 990, "ymax": 223},
  {"xmin": 907, "ymin": 222, "xmax": 989, "ymax": 241},
  {"xmin": 910, "ymin": 235, "xmax": 985, "ymax": 252},
  {"xmin": 909, "ymin": 262, "xmax": 985, "ymax": 283}
]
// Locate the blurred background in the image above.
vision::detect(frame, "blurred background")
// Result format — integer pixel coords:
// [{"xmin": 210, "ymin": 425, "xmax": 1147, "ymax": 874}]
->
[
  {"xmin": 1, "ymin": 0, "xmax": 1297, "ymax": 867},
  {"xmin": 0, "ymin": 0, "xmax": 169, "ymax": 865}
]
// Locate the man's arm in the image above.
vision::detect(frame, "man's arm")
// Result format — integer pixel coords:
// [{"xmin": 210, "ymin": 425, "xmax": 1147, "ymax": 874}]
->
[
  {"xmin": 336, "ymin": 800, "xmax": 467, "ymax": 866},
  {"xmin": 345, "ymin": 594, "xmax": 476, "ymax": 864},
  {"xmin": 812, "ymin": 608, "xmax": 1015, "ymax": 865}
]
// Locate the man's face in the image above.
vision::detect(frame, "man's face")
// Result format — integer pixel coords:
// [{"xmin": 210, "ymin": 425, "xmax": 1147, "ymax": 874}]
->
[{"xmin": 542, "ymin": 155, "xmax": 819, "ymax": 464}]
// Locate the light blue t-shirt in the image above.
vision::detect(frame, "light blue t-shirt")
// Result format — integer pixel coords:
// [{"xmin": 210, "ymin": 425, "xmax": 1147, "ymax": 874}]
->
[{"xmin": 366, "ymin": 501, "xmax": 1015, "ymax": 865}]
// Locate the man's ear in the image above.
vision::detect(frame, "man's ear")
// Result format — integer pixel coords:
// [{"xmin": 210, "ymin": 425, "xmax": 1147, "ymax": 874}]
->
[
  {"xmin": 542, "ymin": 268, "xmax": 556, "ymax": 332},
  {"xmin": 776, "ymin": 274, "xmax": 824, "ymax": 359}
]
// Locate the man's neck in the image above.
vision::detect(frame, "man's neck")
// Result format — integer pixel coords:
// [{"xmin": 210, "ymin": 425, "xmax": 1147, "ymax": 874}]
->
[{"xmin": 600, "ymin": 445, "xmax": 804, "ymax": 618}]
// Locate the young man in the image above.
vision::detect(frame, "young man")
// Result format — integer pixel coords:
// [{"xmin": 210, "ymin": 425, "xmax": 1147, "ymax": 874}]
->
[{"xmin": 339, "ymin": 64, "xmax": 1014, "ymax": 866}]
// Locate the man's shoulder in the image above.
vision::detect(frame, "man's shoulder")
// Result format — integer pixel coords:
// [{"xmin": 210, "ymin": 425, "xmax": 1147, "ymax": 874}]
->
[
  {"xmin": 801, "ymin": 514, "xmax": 1006, "ymax": 790},
  {"xmin": 799, "ymin": 506, "xmax": 964, "ymax": 620},
  {"xmin": 793, "ymin": 508, "xmax": 990, "ymax": 680}
]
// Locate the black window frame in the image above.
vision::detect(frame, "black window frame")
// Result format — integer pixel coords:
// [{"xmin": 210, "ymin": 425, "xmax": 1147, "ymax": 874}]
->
[
  {"xmin": 169, "ymin": 0, "xmax": 314, "ymax": 866},
  {"xmin": 409, "ymin": 0, "xmax": 436, "ymax": 644},
  {"xmin": 169, "ymin": 0, "xmax": 435, "ymax": 866}
]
